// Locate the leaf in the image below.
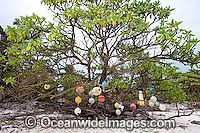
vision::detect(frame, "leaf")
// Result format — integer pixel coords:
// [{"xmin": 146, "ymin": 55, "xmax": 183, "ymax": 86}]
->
[
  {"xmin": 103, "ymin": 21, "xmax": 107, "ymax": 27},
  {"xmin": 5, "ymin": 77, "xmax": 16, "ymax": 86},
  {"xmin": 27, "ymin": 44, "xmax": 32, "ymax": 51},
  {"xmin": 0, "ymin": 86, "xmax": 4, "ymax": 92},
  {"xmin": 112, "ymin": 20, "xmax": 116, "ymax": 27},
  {"xmin": 13, "ymin": 37, "xmax": 16, "ymax": 42}
]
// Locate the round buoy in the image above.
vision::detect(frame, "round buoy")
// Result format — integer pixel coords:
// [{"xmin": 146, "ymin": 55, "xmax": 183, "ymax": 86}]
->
[
  {"xmin": 155, "ymin": 102, "xmax": 160, "ymax": 106},
  {"xmin": 130, "ymin": 103, "xmax": 136, "ymax": 110},
  {"xmin": 92, "ymin": 87, "xmax": 102, "ymax": 96},
  {"xmin": 150, "ymin": 96, "xmax": 157, "ymax": 102},
  {"xmin": 76, "ymin": 86, "xmax": 84, "ymax": 94},
  {"xmin": 149, "ymin": 102, "xmax": 154, "ymax": 107},
  {"xmin": 89, "ymin": 90, "xmax": 94, "ymax": 97},
  {"xmin": 139, "ymin": 101, "xmax": 145, "ymax": 106},
  {"xmin": 159, "ymin": 104, "xmax": 166, "ymax": 111},
  {"xmin": 114, "ymin": 102, "xmax": 119, "ymax": 109},
  {"xmin": 150, "ymin": 88, "xmax": 155, "ymax": 93},
  {"xmin": 137, "ymin": 101, "xmax": 141, "ymax": 105},
  {"xmin": 75, "ymin": 96, "xmax": 82, "ymax": 104},
  {"xmin": 74, "ymin": 107, "xmax": 81, "ymax": 116},
  {"xmin": 44, "ymin": 84, "xmax": 50, "ymax": 90},
  {"xmin": 89, "ymin": 97, "xmax": 95, "ymax": 104},
  {"xmin": 116, "ymin": 109, "xmax": 121, "ymax": 116},
  {"xmin": 98, "ymin": 95, "xmax": 105, "ymax": 103}
]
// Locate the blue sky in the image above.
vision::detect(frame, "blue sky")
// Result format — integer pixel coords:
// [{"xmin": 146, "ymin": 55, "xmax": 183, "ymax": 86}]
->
[{"xmin": 0, "ymin": 0, "xmax": 199, "ymax": 72}]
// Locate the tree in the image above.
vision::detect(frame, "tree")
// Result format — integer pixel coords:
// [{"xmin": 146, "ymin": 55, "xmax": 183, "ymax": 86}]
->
[
  {"xmin": 1, "ymin": 0, "xmax": 199, "ymax": 116},
  {"xmin": 0, "ymin": 26, "xmax": 8, "ymax": 100},
  {"xmin": 177, "ymin": 69, "xmax": 200, "ymax": 102}
]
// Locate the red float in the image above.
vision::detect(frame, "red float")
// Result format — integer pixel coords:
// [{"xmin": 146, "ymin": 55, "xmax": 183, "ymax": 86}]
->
[
  {"xmin": 98, "ymin": 95, "xmax": 105, "ymax": 103},
  {"xmin": 76, "ymin": 86, "xmax": 84, "ymax": 94},
  {"xmin": 130, "ymin": 103, "xmax": 136, "ymax": 110}
]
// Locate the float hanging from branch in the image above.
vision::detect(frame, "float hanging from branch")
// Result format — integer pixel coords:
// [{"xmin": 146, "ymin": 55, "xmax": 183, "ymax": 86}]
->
[
  {"xmin": 76, "ymin": 86, "xmax": 84, "ymax": 95},
  {"xmin": 114, "ymin": 102, "xmax": 121, "ymax": 116},
  {"xmin": 44, "ymin": 84, "xmax": 50, "ymax": 90},
  {"xmin": 118, "ymin": 102, "xmax": 124, "ymax": 111},
  {"xmin": 102, "ymin": 80, "xmax": 109, "ymax": 88},
  {"xmin": 138, "ymin": 91, "xmax": 145, "ymax": 106},
  {"xmin": 74, "ymin": 86, "xmax": 84, "ymax": 116},
  {"xmin": 150, "ymin": 87, "xmax": 155, "ymax": 95},
  {"xmin": 89, "ymin": 97, "xmax": 95, "ymax": 105},
  {"xmin": 92, "ymin": 87, "xmax": 102, "ymax": 96},
  {"xmin": 88, "ymin": 90, "xmax": 95, "ymax": 105},
  {"xmin": 98, "ymin": 95, "xmax": 105, "ymax": 103},
  {"xmin": 130, "ymin": 103, "xmax": 136, "ymax": 110},
  {"xmin": 116, "ymin": 109, "xmax": 121, "ymax": 116}
]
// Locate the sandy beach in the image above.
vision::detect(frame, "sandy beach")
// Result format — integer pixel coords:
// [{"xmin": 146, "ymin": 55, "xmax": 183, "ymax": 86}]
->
[{"xmin": 1, "ymin": 103, "xmax": 200, "ymax": 133}]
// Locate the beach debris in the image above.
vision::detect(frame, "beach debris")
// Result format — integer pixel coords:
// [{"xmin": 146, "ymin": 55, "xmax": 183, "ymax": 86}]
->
[
  {"xmin": 76, "ymin": 86, "xmax": 84, "ymax": 94},
  {"xmin": 116, "ymin": 109, "xmax": 121, "ymax": 116},
  {"xmin": 155, "ymin": 102, "xmax": 160, "ymax": 106},
  {"xmin": 139, "ymin": 101, "xmax": 145, "ymax": 106},
  {"xmin": 88, "ymin": 90, "xmax": 94, "ymax": 97},
  {"xmin": 75, "ymin": 96, "xmax": 82, "ymax": 105},
  {"xmin": 139, "ymin": 91, "xmax": 144, "ymax": 101},
  {"xmin": 118, "ymin": 102, "xmax": 124, "ymax": 111},
  {"xmin": 57, "ymin": 85, "xmax": 64, "ymax": 92},
  {"xmin": 115, "ymin": 102, "xmax": 123, "ymax": 115},
  {"xmin": 138, "ymin": 91, "xmax": 145, "ymax": 107},
  {"xmin": 114, "ymin": 102, "xmax": 119, "ymax": 109},
  {"xmin": 89, "ymin": 97, "xmax": 95, "ymax": 105},
  {"xmin": 159, "ymin": 104, "xmax": 166, "ymax": 111},
  {"xmin": 92, "ymin": 87, "xmax": 102, "ymax": 96},
  {"xmin": 56, "ymin": 85, "xmax": 64, "ymax": 108},
  {"xmin": 44, "ymin": 84, "xmax": 50, "ymax": 90},
  {"xmin": 191, "ymin": 120, "xmax": 200, "ymax": 125},
  {"xmin": 150, "ymin": 96, "xmax": 157, "ymax": 103},
  {"xmin": 150, "ymin": 87, "xmax": 155, "ymax": 94},
  {"xmin": 98, "ymin": 95, "xmax": 105, "ymax": 103},
  {"xmin": 74, "ymin": 107, "xmax": 81, "ymax": 116},
  {"xmin": 102, "ymin": 80, "xmax": 109, "ymax": 88},
  {"xmin": 130, "ymin": 103, "xmax": 136, "ymax": 110},
  {"xmin": 74, "ymin": 87, "xmax": 84, "ymax": 115},
  {"xmin": 149, "ymin": 102, "xmax": 154, "ymax": 107}
]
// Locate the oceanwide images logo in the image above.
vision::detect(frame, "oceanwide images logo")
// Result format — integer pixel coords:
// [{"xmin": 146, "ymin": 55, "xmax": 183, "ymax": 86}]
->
[{"xmin": 24, "ymin": 116, "xmax": 176, "ymax": 130}]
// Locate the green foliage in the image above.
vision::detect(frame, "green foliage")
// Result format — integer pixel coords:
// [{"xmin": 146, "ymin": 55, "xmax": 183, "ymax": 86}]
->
[
  {"xmin": 165, "ymin": 87, "xmax": 187, "ymax": 103},
  {"xmin": 2, "ymin": 0, "xmax": 199, "ymax": 104},
  {"xmin": 176, "ymin": 69, "xmax": 200, "ymax": 102},
  {"xmin": 5, "ymin": 77, "xmax": 16, "ymax": 86},
  {"xmin": 0, "ymin": 86, "xmax": 4, "ymax": 92}
]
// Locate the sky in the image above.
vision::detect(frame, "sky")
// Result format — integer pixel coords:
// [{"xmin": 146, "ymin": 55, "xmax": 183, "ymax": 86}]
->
[{"xmin": 0, "ymin": 0, "xmax": 199, "ymax": 72}]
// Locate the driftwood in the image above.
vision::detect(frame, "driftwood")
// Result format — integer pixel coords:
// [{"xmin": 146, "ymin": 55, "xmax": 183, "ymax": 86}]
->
[{"xmin": 164, "ymin": 102, "xmax": 196, "ymax": 120}]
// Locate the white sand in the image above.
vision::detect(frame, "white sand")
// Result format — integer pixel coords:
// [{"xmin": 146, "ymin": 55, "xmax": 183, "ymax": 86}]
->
[{"xmin": 1, "ymin": 104, "xmax": 200, "ymax": 133}]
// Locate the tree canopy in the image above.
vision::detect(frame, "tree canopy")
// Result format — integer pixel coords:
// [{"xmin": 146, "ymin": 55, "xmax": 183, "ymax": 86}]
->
[{"xmin": 0, "ymin": 0, "xmax": 199, "ymax": 109}]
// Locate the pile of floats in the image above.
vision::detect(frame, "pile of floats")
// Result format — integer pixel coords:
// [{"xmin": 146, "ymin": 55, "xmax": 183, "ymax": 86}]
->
[{"xmin": 44, "ymin": 80, "xmax": 166, "ymax": 116}]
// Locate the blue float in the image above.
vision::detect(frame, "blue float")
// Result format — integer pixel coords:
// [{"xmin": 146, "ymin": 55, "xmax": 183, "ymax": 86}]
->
[{"xmin": 150, "ymin": 87, "xmax": 155, "ymax": 93}]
